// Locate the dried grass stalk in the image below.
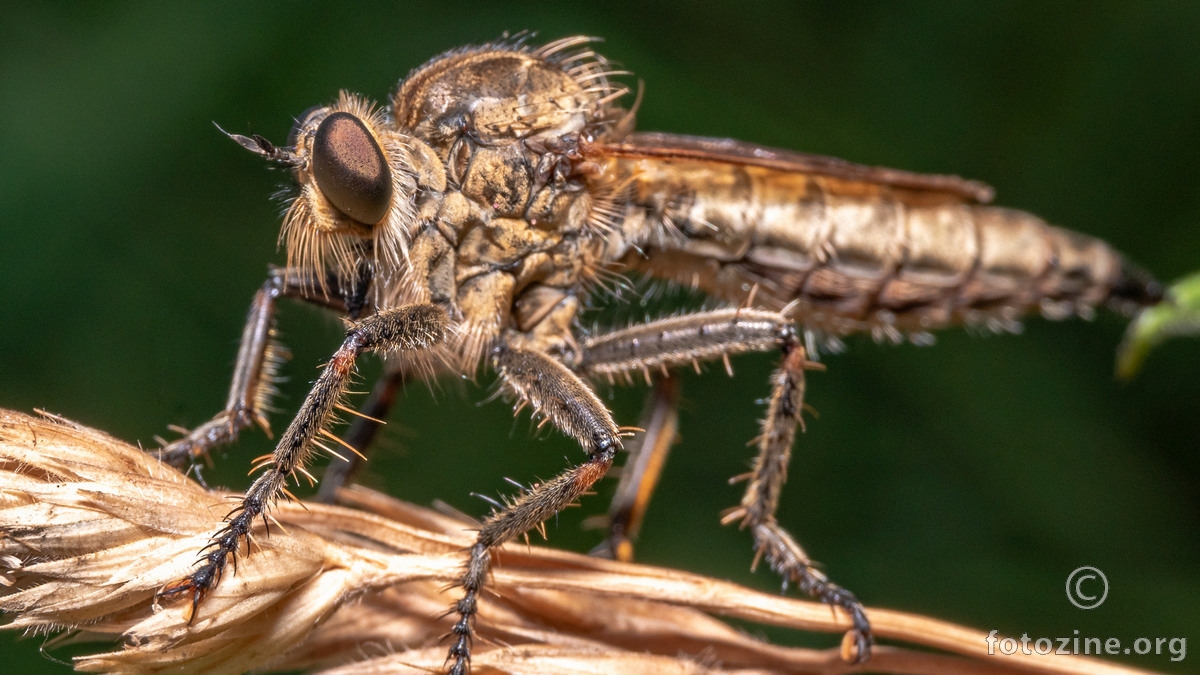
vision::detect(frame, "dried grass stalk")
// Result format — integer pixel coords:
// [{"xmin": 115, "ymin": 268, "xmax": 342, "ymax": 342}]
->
[{"xmin": 0, "ymin": 409, "xmax": 1154, "ymax": 675}]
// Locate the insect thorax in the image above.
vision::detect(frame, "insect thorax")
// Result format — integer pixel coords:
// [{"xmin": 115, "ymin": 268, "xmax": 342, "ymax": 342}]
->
[{"xmin": 281, "ymin": 39, "xmax": 632, "ymax": 375}]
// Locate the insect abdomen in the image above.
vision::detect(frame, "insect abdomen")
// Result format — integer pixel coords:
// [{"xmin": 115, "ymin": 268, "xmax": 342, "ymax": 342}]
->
[{"xmin": 620, "ymin": 161, "xmax": 1160, "ymax": 337}]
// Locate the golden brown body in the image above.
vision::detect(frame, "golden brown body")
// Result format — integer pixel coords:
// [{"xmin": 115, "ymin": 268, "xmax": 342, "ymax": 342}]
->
[
  {"xmin": 157, "ymin": 36, "xmax": 1160, "ymax": 674},
  {"xmin": 607, "ymin": 140, "xmax": 1149, "ymax": 340},
  {"xmin": 259, "ymin": 37, "xmax": 1157, "ymax": 374}
]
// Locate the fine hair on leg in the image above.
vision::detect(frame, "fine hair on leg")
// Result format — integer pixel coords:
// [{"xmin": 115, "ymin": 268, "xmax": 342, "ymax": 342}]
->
[
  {"xmin": 577, "ymin": 307, "xmax": 872, "ymax": 659},
  {"xmin": 159, "ymin": 304, "xmax": 447, "ymax": 619},
  {"xmin": 155, "ymin": 266, "xmax": 368, "ymax": 468},
  {"xmin": 447, "ymin": 344, "xmax": 623, "ymax": 675},
  {"xmin": 315, "ymin": 368, "xmax": 406, "ymax": 503}
]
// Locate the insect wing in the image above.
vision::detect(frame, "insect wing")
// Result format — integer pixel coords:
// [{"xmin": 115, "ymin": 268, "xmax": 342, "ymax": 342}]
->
[{"xmin": 589, "ymin": 131, "xmax": 995, "ymax": 203}]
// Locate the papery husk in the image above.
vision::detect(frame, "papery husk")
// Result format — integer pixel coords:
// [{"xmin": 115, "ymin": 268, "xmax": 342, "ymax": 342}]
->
[{"xmin": 0, "ymin": 410, "xmax": 1154, "ymax": 675}]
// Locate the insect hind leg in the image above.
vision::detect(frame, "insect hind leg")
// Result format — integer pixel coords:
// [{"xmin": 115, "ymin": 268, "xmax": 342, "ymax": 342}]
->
[
  {"xmin": 720, "ymin": 342, "xmax": 872, "ymax": 661},
  {"xmin": 577, "ymin": 308, "xmax": 872, "ymax": 661}
]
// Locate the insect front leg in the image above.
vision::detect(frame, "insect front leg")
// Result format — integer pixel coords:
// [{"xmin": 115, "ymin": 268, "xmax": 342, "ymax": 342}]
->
[
  {"xmin": 315, "ymin": 368, "xmax": 406, "ymax": 503},
  {"xmin": 447, "ymin": 345, "xmax": 622, "ymax": 675},
  {"xmin": 155, "ymin": 266, "xmax": 366, "ymax": 468},
  {"xmin": 158, "ymin": 304, "xmax": 448, "ymax": 620},
  {"xmin": 576, "ymin": 308, "xmax": 872, "ymax": 661}
]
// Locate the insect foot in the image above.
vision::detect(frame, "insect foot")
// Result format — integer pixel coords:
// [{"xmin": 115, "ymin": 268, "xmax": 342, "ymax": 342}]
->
[
  {"xmin": 157, "ymin": 496, "xmax": 263, "ymax": 623},
  {"xmin": 751, "ymin": 517, "xmax": 873, "ymax": 662}
]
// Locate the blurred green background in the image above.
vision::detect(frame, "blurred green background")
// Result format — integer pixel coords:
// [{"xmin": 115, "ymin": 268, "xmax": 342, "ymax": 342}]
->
[{"xmin": 2, "ymin": 2, "xmax": 1197, "ymax": 672}]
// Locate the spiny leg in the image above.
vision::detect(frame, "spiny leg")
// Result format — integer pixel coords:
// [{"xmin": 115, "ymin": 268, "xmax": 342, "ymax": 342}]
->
[
  {"xmin": 577, "ymin": 308, "xmax": 790, "ymax": 381},
  {"xmin": 155, "ymin": 266, "xmax": 369, "ymax": 468},
  {"xmin": 448, "ymin": 345, "xmax": 622, "ymax": 675},
  {"xmin": 158, "ymin": 304, "xmax": 447, "ymax": 619},
  {"xmin": 590, "ymin": 373, "xmax": 679, "ymax": 562},
  {"xmin": 720, "ymin": 341, "xmax": 871, "ymax": 661},
  {"xmin": 577, "ymin": 307, "xmax": 872, "ymax": 660},
  {"xmin": 315, "ymin": 368, "xmax": 406, "ymax": 503}
]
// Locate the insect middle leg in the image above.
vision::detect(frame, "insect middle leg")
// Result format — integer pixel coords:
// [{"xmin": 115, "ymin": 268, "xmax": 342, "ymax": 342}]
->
[
  {"xmin": 447, "ymin": 345, "xmax": 623, "ymax": 675},
  {"xmin": 155, "ymin": 266, "xmax": 368, "ymax": 468},
  {"xmin": 576, "ymin": 308, "xmax": 872, "ymax": 661},
  {"xmin": 159, "ymin": 304, "xmax": 447, "ymax": 618}
]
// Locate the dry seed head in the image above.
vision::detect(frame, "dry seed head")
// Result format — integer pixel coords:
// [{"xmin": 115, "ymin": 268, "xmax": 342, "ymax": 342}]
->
[{"xmin": 2, "ymin": 410, "xmax": 1132, "ymax": 674}]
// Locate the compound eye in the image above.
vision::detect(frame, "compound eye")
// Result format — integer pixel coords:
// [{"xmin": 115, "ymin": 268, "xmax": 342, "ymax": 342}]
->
[{"xmin": 311, "ymin": 112, "xmax": 393, "ymax": 225}]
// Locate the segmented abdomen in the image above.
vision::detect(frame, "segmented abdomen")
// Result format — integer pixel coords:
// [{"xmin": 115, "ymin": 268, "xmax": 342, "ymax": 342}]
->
[{"xmin": 616, "ymin": 159, "xmax": 1159, "ymax": 339}]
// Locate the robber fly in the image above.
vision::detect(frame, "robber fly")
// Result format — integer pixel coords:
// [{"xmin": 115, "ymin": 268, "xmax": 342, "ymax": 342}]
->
[{"xmin": 153, "ymin": 35, "xmax": 1161, "ymax": 672}]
